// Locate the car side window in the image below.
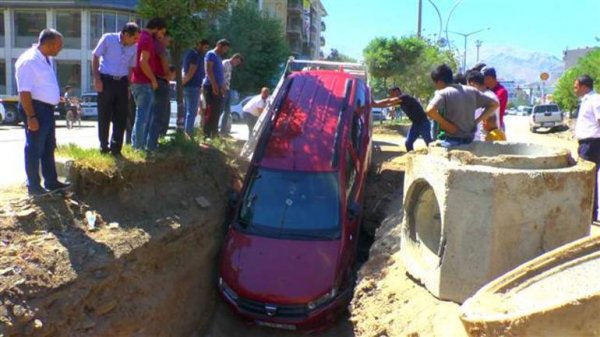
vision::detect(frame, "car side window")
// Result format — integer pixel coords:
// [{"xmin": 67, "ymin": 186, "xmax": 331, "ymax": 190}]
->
[
  {"xmin": 345, "ymin": 149, "xmax": 357, "ymax": 199},
  {"xmin": 352, "ymin": 81, "xmax": 367, "ymax": 157}
]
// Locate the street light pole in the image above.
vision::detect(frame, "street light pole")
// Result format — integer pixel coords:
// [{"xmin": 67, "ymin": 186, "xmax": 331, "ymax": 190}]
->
[
  {"xmin": 448, "ymin": 28, "xmax": 490, "ymax": 72},
  {"xmin": 475, "ymin": 39, "xmax": 482, "ymax": 62},
  {"xmin": 417, "ymin": 0, "xmax": 423, "ymax": 38}
]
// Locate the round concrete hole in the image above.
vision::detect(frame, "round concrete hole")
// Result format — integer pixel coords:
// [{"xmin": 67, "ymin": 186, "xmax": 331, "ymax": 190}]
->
[{"xmin": 407, "ymin": 180, "xmax": 442, "ymax": 265}]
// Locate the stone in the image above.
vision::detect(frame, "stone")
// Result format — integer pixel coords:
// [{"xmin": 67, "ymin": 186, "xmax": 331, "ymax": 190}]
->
[
  {"xmin": 400, "ymin": 142, "xmax": 595, "ymax": 303},
  {"xmin": 16, "ymin": 209, "xmax": 36, "ymax": 220},
  {"xmin": 94, "ymin": 300, "xmax": 117, "ymax": 316},
  {"xmin": 194, "ymin": 196, "xmax": 211, "ymax": 208}
]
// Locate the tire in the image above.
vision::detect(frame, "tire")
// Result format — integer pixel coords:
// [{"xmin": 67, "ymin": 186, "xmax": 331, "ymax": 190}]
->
[
  {"xmin": 4, "ymin": 105, "xmax": 19, "ymax": 125},
  {"xmin": 530, "ymin": 127, "xmax": 537, "ymax": 133},
  {"xmin": 231, "ymin": 112, "xmax": 241, "ymax": 123}
]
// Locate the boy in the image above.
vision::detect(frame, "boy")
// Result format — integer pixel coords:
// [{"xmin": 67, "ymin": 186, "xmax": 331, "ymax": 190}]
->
[{"xmin": 483, "ymin": 115, "xmax": 506, "ymax": 141}]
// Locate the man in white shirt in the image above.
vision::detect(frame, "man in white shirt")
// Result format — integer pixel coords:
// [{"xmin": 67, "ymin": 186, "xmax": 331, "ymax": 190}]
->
[
  {"xmin": 243, "ymin": 87, "xmax": 269, "ymax": 134},
  {"xmin": 15, "ymin": 29, "xmax": 69, "ymax": 196},
  {"xmin": 220, "ymin": 53, "xmax": 243, "ymax": 135},
  {"xmin": 574, "ymin": 74, "xmax": 600, "ymax": 221}
]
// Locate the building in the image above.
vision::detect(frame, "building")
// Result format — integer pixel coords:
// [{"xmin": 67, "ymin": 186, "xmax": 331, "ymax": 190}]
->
[
  {"xmin": 0, "ymin": 0, "xmax": 138, "ymax": 96},
  {"xmin": 258, "ymin": 0, "xmax": 327, "ymax": 59},
  {"xmin": 563, "ymin": 47, "xmax": 599, "ymax": 70}
]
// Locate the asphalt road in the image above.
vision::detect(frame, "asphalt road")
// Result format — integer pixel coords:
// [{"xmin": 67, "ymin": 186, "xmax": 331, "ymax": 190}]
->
[{"xmin": 0, "ymin": 120, "xmax": 250, "ymax": 189}]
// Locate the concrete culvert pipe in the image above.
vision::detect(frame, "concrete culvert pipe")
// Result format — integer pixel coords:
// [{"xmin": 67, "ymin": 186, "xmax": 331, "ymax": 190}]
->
[
  {"xmin": 461, "ymin": 235, "xmax": 600, "ymax": 337},
  {"xmin": 401, "ymin": 142, "xmax": 595, "ymax": 303}
]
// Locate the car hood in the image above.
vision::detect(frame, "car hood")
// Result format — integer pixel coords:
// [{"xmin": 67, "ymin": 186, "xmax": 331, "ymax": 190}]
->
[{"xmin": 220, "ymin": 229, "xmax": 342, "ymax": 303}]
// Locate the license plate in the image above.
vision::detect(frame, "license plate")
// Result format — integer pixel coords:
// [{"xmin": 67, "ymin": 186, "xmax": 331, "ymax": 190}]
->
[
  {"xmin": 542, "ymin": 122, "xmax": 554, "ymax": 127},
  {"xmin": 255, "ymin": 321, "xmax": 296, "ymax": 330}
]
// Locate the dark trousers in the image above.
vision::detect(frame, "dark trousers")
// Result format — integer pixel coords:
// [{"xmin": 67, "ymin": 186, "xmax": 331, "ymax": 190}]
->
[
  {"xmin": 19, "ymin": 100, "xmax": 59, "ymax": 192},
  {"xmin": 405, "ymin": 119, "xmax": 432, "ymax": 151},
  {"xmin": 220, "ymin": 91, "xmax": 232, "ymax": 134},
  {"xmin": 244, "ymin": 112, "xmax": 258, "ymax": 135},
  {"xmin": 126, "ymin": 89, "xmax": 136, "ymax": 145},
  {"xmin": 579, "ymin": 138, "xmax": 600, "ymax": 220},
  {"xmin": 203, "ymin": 85, "xmax": 223, "ymax": 138},
  {"xmin": 98, "ymin": 75, "xmax": 129, "ymax": 154},
  {"xmin": 146, "ymin": 78, "xmax": 170, "ymax": 151}
]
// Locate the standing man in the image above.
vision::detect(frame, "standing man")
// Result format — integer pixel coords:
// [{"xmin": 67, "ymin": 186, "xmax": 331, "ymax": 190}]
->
[
  {"xmin": 92, "ymin": 22, "xmax": 140, "ymax": 156},
  {"xmin": 425, "ymin": 64, "xmax": 498, "ymax": 147},
  {"xmin": 483, "ymin": 66, "xmax": 508, "ymax": 130},
  {"xmin": 373, "ymin": 87, "xmax": 432, "ymax": 151},
  {"xmin": 130, "ymin": 17, "xmax": 167, "ymax": 150},
  {"xmin": 243, "ymin": 87, "xmax": 269, "ymax": 135},
  {"xmin": 182, "ymin": 39, "xmax": 210, "ymax": 137},
  {"xmin": 15, "ymin": 29, "xmax": 69, "ymax": 195},
  {"xmin": 466, "ymin": 71, "xmax": 500, "ymax": 141},
  {"xmin": 202, "ymin": 39, "xmax": 230, "ymax": 139},
  {"xmin": 220, "ymin": 53, "xmax": 244, "ymax": 135},
  {"xmin": 574, "ymin": 75, "xmax": 600, "ymax": 222},
  {"xmin": 146, "ymin": 32, "xmax": 172, "ymax": 151}
]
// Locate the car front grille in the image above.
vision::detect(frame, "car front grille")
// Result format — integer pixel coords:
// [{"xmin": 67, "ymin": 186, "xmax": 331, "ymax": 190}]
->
[{"xmin": 237, "ymin": 297, "xmax": 307, "ymax": 318}]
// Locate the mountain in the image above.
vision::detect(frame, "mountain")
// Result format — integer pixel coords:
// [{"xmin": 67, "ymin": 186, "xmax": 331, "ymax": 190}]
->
[{"xmin": 474, "ymin": 45, "xmax": 563, "ymax": 85}]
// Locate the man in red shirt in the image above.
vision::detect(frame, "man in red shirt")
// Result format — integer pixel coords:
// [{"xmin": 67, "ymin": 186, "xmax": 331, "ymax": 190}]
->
[
  {"xmin": 483, "ymin": 67, "xmax": 508, "ymax": 130},
  {"xmin": 130, "ymin": 17, "xmax": 167, "ymax": 150}
]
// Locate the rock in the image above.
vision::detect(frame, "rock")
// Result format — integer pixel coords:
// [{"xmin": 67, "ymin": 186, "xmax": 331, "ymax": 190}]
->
[
  {"xmin": 33, "ymin": 319, "xmax": 43, "ymax": 329},
  {"xmin": 94, "ymin": 300, "xmax": 117, "ymax": 315},
  {"xmin": 12, "ymin": 304, "xmax": 34, "ymax": 324},
  {"xmin": 0, "ymin": 267, "xmax": 14, "ymax": 276},
  {"xmin": 107, "ymin": 222, "xmax": 120, "ymax": 229},
  {"xmin": 0, "ymin": 305, "xmax": 8, "ymax": 316},
  {"xmin": 78, "ymin": 315, "xmax": 96, "ymax": 330},
  {"xmin": 194, "ymin": 196, "xmax": 211, "ymax": 208},
  {"xmin": 16, "ymin": 209, "xmax": 36, "ymax": 220},
  {"xmin": 180, "ymin": 200, "xmax": 190, "ymax": 209}
]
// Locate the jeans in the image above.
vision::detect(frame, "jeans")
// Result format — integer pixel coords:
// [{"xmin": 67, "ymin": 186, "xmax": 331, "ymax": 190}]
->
[
  {"xmin": 578, "ymin": 139, "xmax": 600, "ymax": 220},
  {"xmin": 203, "ymin": 85, "xmax": 223, "ymax": 138},
  {"xmin": 131, "ymin": 83, "xmax": 154, "ymax": 149},
  {"xmin": 440, "ymin": 136, "xmax": 474, "ymax": 148},
  {"xmin": 97, "ymin": 75, "xmax": 129, "ymax": 154},
  {"xmin": 220, "ymin": 91, "xmax": 232, "ymax": 134},
  {"xmin": 183, "ymin": 86, "xmax": 201, "ymax": 135},
  {"xmin": 405, "ymin": 119, "xmax": 432, "ymax": 151},
  {"xmin": 19, "ymin": 101, "xmax": 59, "ymax": 192},
  {"xmin": 146, "ymin": 79, "xmax": 170, "ymax": 151}
]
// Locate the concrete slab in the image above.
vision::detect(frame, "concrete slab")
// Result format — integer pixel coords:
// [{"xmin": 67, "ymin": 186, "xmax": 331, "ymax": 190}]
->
[
  {"xmin": 461, "ymin": 235, "xmax": 600, "ymax": 337},
  {"xmin": 400, "ymin": 142, "xmax": 595, "ymax": 303}
]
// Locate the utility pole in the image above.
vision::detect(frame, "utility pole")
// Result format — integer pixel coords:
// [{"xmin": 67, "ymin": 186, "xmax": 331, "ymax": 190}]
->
[
  {"xmin": 449, "ymin": 28, "xmax": 490, "ymax": 73},
  {"xmin": 417, "ymin": 0, "xmax": 423, "ymax": 38},
  {"xmin": 475, "ymin": 40, "xmax": 483, "ymax": 62}
]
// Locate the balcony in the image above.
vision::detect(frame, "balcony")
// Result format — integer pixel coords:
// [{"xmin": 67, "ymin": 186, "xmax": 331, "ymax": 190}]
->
[
  {"xmin": 321, "ymin": 20, "xmax": 326, "ymax": 32},
  {"xmin": 320, "ymin": 36, "xmax": 325, "ymax": 47},
  {"xmin": 288, "ymin": 0, "xmax": 303, "ymax": 16},
  {"xmin": 286, "ymin": 19, "xmax": 303, "ymax": 36}
]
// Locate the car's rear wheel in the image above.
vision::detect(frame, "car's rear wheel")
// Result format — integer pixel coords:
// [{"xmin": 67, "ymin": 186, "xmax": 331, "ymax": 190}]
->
[
  {"xmin": 231, "ymin": 112, "xmax": 241, "ymax": 123},
  {"xmin": 4, "ymin": 105, "xmax": 19, "ymax": 125}
]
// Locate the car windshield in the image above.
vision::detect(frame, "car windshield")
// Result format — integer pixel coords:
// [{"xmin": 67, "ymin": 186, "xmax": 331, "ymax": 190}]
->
[{"xmin": 238, "ymin": 168, "xmax": 341, "ymax": 240}]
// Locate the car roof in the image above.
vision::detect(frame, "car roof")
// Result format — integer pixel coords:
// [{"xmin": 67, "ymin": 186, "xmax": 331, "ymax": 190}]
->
[{"xmin": 260, "ymin": 70, "xmax": 358, "ymax": 172}]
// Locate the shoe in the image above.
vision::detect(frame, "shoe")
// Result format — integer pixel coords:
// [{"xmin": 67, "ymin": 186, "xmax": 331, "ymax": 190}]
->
[
  {"xmin": 28, "ymin": 186, "xmax": 49, "ymax": 196},
  {"xmin": 111, "ymin": 152, "xmax": 123, "ymax": 159},
  {"xmin": 100, "ymin": 148, "xmax": 110, "ymax": 154},
  {"xmin": 45, "ymin": 181, "xmax": 70, "ymax": 191}
]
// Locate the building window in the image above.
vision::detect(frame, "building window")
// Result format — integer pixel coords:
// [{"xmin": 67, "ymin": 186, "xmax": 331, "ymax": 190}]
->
[
  {"xmin": 14, "ymin": 10, "xmax": 46, "ymax": 48},
  {"xmin": 56, "ymin": 11, "xmax": 81, "ymax": 49},
  {"xmin": 56, "ymin": 61, "xmax": 81, "ymax": 97},
  {"xmin": 90, "ymin": 11, "xmax": 136, "ymax": 49},
  {"xmin": 0, "ymin": 60, "xmax": 6, "ymax": 95},
  {"xmin": 0, "ymin": 12, "xmax": 4, "ymax": 47}
]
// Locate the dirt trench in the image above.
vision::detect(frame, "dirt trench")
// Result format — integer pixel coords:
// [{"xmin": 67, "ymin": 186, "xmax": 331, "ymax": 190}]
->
[{"xmin": 0, "ymin": 147, "xmax": 238, "ymax": 337}]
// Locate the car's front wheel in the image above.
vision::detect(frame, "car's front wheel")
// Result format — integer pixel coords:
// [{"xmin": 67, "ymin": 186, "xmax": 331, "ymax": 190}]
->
[{"xmin": 4, "ymin": 105, "xmax": 19, "ymax": 125}]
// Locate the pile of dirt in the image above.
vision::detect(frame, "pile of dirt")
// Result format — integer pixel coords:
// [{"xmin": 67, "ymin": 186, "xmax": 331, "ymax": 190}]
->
[{"xmin": 0, "ymin": 147, "xmax": 240, "ymax": 337}]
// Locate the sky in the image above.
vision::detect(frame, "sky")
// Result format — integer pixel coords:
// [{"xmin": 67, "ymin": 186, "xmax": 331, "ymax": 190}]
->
[{"xmin": 323, "ymin": 0, "xmax": 600, "ymax": 66}]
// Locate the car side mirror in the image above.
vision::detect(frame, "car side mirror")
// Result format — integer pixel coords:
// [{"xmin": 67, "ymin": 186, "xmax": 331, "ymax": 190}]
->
[{"xmin": 348, "ymin": 201, "xmax": 362, "ymax": 220}]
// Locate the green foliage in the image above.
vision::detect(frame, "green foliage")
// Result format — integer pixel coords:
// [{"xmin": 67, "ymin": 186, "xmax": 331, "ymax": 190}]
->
[
  {"xmin": 326, "ymin": 49, "xmax": 357, "ymax": 63},
  {"xmin": 363, "ymin": 36, "xmax": 457, "ymax": 100},
  {"xmin": 554, "ymin": 49, "xmax": 600, "ymax": 112},
  {"xmin": 208, "ymin": 0, "xmax": 290, "ymax": 95}
]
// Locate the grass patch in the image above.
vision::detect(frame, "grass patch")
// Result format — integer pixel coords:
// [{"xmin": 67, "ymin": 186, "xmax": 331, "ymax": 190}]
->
[{"xmin": 56, "ymin": 143, "xmax": 147, "ymax": 171}]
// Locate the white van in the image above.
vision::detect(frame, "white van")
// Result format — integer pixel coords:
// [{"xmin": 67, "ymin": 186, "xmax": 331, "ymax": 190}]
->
[{"xmin": 80, "ymin": 92, "xmax": 98, "ymax": 119}]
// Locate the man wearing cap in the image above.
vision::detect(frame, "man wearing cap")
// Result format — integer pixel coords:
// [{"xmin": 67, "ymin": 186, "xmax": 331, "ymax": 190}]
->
[
  {"xmin": 92, "ymin": 22, "xmax": 140, "ymax": 156},
  {"xmin": 574, "ymin": 74, "xmax": 600, "ymax": 221},
  {"xmin": 202, "ymin": 39, "xmax": 230, "ymax": 139},
  {"xmin": 483, "ymin": 66, "xmax": 508, "ymax": 130},
  {"xmin": 15, "ymin": 29, "xmax": 69, "ymax": 195},
  {"xmin": 220, "ymin": 53, "xmax": 243, "ymax": 135}
]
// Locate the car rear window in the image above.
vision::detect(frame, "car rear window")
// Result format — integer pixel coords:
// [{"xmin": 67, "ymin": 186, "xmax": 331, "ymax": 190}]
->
[
  {"xmin": 238, "ymin": 168, "xmax": 340, "ymax": 240},
  {"xmin": 534, "ymin": 105, "xmax": 559, "ymax": 113}
]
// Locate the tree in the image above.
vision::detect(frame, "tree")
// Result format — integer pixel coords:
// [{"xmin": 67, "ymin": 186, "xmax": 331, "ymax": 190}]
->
[
  {"xmin": 363, "ymin": 36, "xmax": 457, "ymax": 100},
  {"xmin": 553, "ymin": 49, "xmax": 600, "ymax": 113},
  {"xmin": 326, "ymin": 49, "xmax": 357, "ymax": 63},
  {"xmin": 137, "ymin": 0, "xmax": 231, "ymax": 120},
  {"xmin": 208, "ymin": 0, "xmax": 289, "ymax": 95}
]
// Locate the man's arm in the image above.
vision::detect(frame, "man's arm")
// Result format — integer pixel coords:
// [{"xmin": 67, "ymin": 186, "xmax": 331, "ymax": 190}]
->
[
  {"xmin": 19, "ymin": 91, "xmax": 38, "ymax": 131},
  {"xmin": 182, "ymin": 61, "xmax": 198, "ymax": 86},
  {"xmin": 372, "ymin": 96, "xmax": 402, "ymax": 108},
  {"xmin": 206, "ymin": 59, "xmax": 218, "ymax": 95},
  {"xmin": 474, "ymin": 101, "xmax": 499, "ymax": 124},
  {"xmin": 139, "ymin": 50, "xmax": 158, "ymax": 90},
  {"xmin": 425, "ymin": 104, "xmax": 458, "ymax": 135},
  {"xmin": 92, "ymin": 55, "xmax": 103, "ymax": 93}
]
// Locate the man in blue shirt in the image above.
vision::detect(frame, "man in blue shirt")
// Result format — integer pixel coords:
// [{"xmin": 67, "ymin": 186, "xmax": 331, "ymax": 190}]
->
[
  {"xmin": 92, "ymin": 22, "xmax": 140, "ymax": 156},
  {"xmin": 182, "ymin": 39, "xmax": 209, "ymax": 136},
  {"xmin": 202, "ymin": 39, "xmax": 230, "ymax": 139}
]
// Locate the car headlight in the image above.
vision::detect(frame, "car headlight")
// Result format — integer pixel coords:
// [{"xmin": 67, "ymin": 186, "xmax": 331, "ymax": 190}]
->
[
  {"xmin": 307, "ymin": 288, "xmax": 337, "ymax": 311},
  {"xmin": 219, "ymin": 277, "xmax": 239, "ymax": 303}
]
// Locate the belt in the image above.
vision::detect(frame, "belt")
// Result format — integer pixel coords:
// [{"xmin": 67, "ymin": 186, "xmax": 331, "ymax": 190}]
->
[
  {"xmin": 100, "ymin": 73, "xmax": 127, "ymax": 81},
  {"xmin": 157, "ymin": 77, "xmax": 169, "ymax": 83},
  {"xmin": 32, "ymin": 99, "xmax": 55, "ymax": 109}
]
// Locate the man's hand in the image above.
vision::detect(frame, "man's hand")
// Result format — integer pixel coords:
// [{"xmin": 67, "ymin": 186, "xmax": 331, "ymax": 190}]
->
[
  {"xmin": 212, "ymin": 84, "xmax": 219, "ymax": 96},
  {"xmin": 94, "ymin": 78, "xmax": 103, "ymax": 93},
  {"xmin": 443, "ymin": 122, "xmax": 459, "ymax": 135},
  {"xmin": 27, "ymin": 116, "xmax": 39, "ymax": 132},
  {"xmin": 151, "ymin": 79, "xmax": 158, "ymax": 91},
  {"xmin": 221, "ymin": 87, "xmax": 227, "ymax": 97}
]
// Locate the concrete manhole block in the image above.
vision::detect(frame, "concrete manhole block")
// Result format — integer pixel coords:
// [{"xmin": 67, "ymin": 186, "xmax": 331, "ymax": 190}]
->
[
  {"xmin": 461, "ymin": 235, "xmax": 600, "ymax": 337},
  {"xmin": 400, "ymin": 142, "xmax": 596, "ymax": 303}
]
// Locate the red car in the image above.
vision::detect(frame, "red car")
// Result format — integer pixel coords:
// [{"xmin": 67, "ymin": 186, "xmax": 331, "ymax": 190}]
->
[{"xmin": 218, "ymin": 61, "xmax": 373, "ymax": 331}]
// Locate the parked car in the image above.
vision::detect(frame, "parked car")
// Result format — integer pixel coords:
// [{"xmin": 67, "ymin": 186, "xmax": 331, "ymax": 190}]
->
[
  {"xmin": 0, "ymin": 96, "xmax": 20, "ymax": 125},
  {"xmin": 529, "ymin": 104, "xmax": 564, "ymax": 132},
  {"xmin": 371, "ymin": 107, "xmax": 387, "ymax": 122},
  {"xmin": 517, "ymin": 105, "xmax": 532, "ymax": 116},
  {"xmin": 218, "ymin": 62, "xmax": 372, "ymax": 331},
  {"xmin": 505, "ymin": 107, "xmax": 518, "ymax": 116},
  {"xmin": 229, "ymin": 96, "xmax": 253, "ymax": 122},
  {"xmin": 169, "ymin": 81, "xmax": 178, "ymax": 128},
  {"xmin": 79, "ymin": 92, "xmax": 98, "ymax": 119}
]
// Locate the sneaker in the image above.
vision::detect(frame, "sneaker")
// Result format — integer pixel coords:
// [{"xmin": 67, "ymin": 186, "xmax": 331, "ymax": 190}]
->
[
  {"xmin": 28, "ymin": 186, "xmax": 49, "ymax": 196},
  {"xmin": 45, "ymin": 181, "xmax": 70, "ymax": 191}
]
